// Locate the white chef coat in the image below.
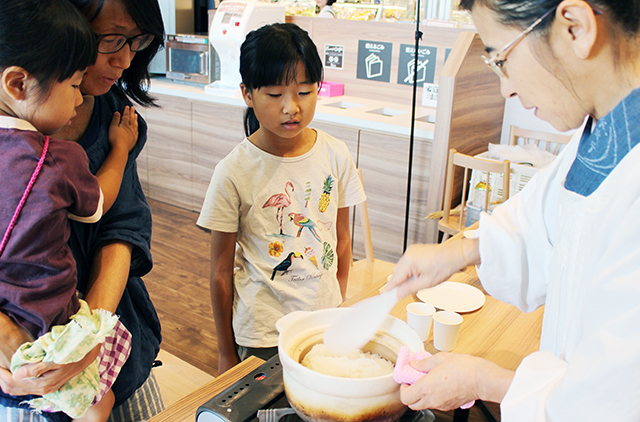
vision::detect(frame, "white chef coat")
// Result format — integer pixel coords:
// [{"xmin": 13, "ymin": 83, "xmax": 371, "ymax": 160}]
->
[{"xmin": 476, "ymin": 122, "xmax": 640, "ymax": 421}]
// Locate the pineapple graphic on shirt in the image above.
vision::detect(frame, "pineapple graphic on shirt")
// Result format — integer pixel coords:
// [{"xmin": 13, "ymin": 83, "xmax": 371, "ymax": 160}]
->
[{"xmin": 318, "ymin": 175, "xmax": 334, "ymax": 213}]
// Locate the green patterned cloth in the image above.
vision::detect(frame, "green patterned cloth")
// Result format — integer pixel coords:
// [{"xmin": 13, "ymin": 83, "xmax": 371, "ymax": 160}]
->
[{"xmin": 11, "ymin": 300, "xmax": 118, "ymax": 418}]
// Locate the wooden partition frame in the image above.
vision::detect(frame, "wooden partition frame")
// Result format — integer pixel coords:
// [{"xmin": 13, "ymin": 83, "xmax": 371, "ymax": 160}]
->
[{"xmin": 424, "ymin": 32, "xmax": 506, "ymax": 243}]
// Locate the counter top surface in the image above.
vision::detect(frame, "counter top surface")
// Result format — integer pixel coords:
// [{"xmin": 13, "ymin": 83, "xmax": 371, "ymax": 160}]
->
[{"xmin": 148, "ymin": 77, "xmax": 436, "ymax": 139}]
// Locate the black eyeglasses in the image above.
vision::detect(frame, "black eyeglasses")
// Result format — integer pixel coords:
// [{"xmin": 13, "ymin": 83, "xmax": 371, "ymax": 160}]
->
[{"xmin": 95, "ymin": 33, "xmax": 154, "ymax": 54}]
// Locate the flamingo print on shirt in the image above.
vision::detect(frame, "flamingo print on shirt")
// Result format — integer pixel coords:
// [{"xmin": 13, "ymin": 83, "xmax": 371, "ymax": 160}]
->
[{"xmin": 262, "ymin": 181, "xmax": 294, "ymax": 235}]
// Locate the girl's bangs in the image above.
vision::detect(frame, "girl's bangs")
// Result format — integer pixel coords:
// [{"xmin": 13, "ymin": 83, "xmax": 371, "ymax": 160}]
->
[{"xmin": 251, "ymin": 42, "xmax": 321, "ymax": 89}]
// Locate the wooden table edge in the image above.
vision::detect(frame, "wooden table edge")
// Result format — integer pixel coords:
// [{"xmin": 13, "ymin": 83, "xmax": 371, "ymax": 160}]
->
[{"xmin": 149, "ymin": 356, "xmax": 265, "ymax": 422}]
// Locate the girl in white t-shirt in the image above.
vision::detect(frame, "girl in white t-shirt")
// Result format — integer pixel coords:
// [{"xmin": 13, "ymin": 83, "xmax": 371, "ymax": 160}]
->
[{"xmin": 197, "ymin": 22, "xmax": 366, "ymax": 375}]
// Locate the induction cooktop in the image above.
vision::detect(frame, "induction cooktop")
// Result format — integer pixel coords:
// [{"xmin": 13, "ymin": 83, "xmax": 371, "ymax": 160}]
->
[{"xmin": 196, "ymin": 355, "xmax": 435, "ymax": 422}]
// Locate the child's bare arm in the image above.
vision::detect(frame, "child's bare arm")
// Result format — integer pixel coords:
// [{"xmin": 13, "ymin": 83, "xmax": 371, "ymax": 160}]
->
[
  {"xmin": 335, "ymin": 207, "xmax": 352, "ymax": 300},
  {"xmin": 0, "ymin": 311, "xmax": 32, "ymax": 369},
  {"xmin": 209, "ymin": 230, "xmax": 238, "ymax": 375},
  {"xmin": 73, "ymin": 388, "xmax": 114, "ymax": 422},
  {"xmin": 95, "ymin": 106, "xmax": 138, "ymax": 214}
]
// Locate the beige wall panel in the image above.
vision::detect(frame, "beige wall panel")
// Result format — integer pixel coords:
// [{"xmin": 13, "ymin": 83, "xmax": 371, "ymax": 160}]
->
[
  {"xmin": 309, "ymin": 121, "xmax": 363, "ymax": 257},
  {"xmin": 146, "ymin": 94, "xmax": 193, "ymax": 210},
  {"xmin": 357, "ymin": 131, "xmax": 410, "ymax": 262},
  {"xmin": 309, "ymin": 120, "xmax": 359, "ymax": 161},
  {"xmin": 406, "ymin": 138, "xmax": 432, "ymax": 245},
  {"xmin": 191, "ymin": 101, "xmax": 245, "ymax": 212},
  {"xmin": 355, "ymin": 132, "xmax": 432, "ymax": 261},
  {"xmin": 292, "ymin": 14, "xmax": 314, "ymax": 34}
]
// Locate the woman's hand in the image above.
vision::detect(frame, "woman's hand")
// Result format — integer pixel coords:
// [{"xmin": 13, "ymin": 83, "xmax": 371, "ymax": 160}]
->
[
  {"xmin": 400, "ymin": 352, "xmax": 514, "ymax": 411},
  {"xmin": 0, "ymin": 345, "xmax": 101, "ymax": 396},
  {"xmin": 387, "ymin": 238, "xmax": 479, "ymax": 299},
  {"xmin": 108, "ymin": 105, "xmax": 138, "ymax": 154}
]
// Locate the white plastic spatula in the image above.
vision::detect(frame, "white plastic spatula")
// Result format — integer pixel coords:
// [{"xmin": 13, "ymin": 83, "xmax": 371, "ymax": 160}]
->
[{"xmin": 323, "ymin": 287, "xmax": 400, "ymax": 355}]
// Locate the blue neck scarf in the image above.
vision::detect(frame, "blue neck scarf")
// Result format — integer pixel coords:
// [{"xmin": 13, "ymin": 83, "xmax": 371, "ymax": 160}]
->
[{"xmin": 565, "ymin": 88, "xmax": 640, "ymax": 196}]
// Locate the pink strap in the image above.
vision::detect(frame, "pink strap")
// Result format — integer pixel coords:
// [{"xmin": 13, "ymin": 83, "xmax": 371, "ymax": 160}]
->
[{"xmin": 0, "ymin": 136, "xmax": 50, "ymax": 257}]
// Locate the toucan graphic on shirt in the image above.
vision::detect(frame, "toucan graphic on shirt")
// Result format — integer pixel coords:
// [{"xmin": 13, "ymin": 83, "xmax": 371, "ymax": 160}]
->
[{"xmin": 270, "ymin": 252, "xmax": 304, "ymax": 280}]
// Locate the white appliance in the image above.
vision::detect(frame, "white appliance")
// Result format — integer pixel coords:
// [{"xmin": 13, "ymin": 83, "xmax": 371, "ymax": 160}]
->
[{"xmin": 204, "ymin": 0, "xmax": 285, "ymax": 96}]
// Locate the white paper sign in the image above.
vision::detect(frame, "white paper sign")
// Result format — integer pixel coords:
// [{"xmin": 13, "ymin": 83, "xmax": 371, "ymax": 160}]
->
[{"xmin": 422, "ymin": 83, "xmax": 438, "ymax": 107}]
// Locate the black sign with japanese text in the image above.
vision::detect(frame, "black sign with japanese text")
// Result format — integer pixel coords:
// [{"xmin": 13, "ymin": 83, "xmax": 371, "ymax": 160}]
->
[
  {"xmin": 397, "ymin": 44, "xmax": 437, "ymax": 86},
  {"xmin": 356, "ymin": 40, "xmax": 392, "ymax": 82}
]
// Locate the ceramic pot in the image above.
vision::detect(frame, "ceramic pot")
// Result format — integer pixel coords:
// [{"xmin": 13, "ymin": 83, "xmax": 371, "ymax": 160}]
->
[{"xmin": 276, "ymin": 308, "xmax": 424, "ymax": 422}]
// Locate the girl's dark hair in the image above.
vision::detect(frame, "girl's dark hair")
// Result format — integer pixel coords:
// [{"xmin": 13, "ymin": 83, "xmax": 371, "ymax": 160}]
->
[
  {"xmin": 240, "ymin": 22, "xmax": 323, "ymax": 137},
  {"xmin": 459, "ymin": 0, "xmax": 640, "ymax": 36},
  {"xmin": 0, "ymin": 0, "xmax": 97, "ymax": 96},
  {"xmin": 68, "ymin": 0, "xmax": 165, "ymax": 107},
  {"xmin": 327, "ymin": 0, "xmax": 337, "ymax": 6}
]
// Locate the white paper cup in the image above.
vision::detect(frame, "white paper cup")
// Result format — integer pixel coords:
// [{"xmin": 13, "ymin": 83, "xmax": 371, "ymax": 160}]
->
[
  {"xmin": 406, "ymin": 302, "xmax": 436, "ymax": 342},
  {"xmin": 433, "ymin": 310, "xmax": 463, "ymax": 351}
]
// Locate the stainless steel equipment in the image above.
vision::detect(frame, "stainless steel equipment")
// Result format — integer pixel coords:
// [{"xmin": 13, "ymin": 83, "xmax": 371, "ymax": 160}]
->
[{"xmin": 165, "ymin": 34, "xmax": 218, "ymax": 84}]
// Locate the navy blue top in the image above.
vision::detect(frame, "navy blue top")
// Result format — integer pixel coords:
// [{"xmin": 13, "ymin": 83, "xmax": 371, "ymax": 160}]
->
[
  {"xmin": 565, "ymin": 88, "xmax": 640, "ymax": 196},
  {"xmin": 69, "ymin": 88, "xmax": 161, "ymax": 407}
]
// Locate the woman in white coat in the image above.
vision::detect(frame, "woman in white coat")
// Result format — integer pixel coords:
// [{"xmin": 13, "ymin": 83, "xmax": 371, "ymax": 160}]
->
[{"xmin": 387, "ymin": 0, "xmax": 640, "ymax": 420}]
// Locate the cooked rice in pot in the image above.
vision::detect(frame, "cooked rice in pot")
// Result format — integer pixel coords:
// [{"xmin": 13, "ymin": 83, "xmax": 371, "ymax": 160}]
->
[{"xmin": 301, "ymin": 343, "xmax": 394, "ymax": 378}]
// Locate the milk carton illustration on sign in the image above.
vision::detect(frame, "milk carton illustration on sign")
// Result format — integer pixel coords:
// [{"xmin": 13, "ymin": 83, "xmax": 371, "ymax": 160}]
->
[{"xmin": 403, "ymin": 58, "xmax": 428, "ymax": 84}]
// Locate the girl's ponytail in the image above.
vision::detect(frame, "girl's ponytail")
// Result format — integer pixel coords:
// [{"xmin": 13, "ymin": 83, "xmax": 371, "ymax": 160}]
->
[{"xmin": 244, "ymin": 108, "xmax": 260, "ymax": 137}]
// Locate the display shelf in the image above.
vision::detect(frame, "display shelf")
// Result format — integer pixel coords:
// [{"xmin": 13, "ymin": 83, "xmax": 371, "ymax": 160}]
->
[
  {"xmin": 333, "ymin": 1, "xmax": 414, "ymax": 21},
  {"xmin": 277, "ymin": 0, "xmax": 317, "ymax": 16}
]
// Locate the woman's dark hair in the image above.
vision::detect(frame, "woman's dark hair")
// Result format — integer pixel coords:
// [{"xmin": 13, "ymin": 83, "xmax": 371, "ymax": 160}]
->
[
  {"xmin": 327, "ymin": 0, "xmax": 337, "ymax": 6},
  {"xmin": 459, "ymin": 0, "xmax": 640, "ymax": 36},
  {"xmin": 68, "ymin": 0, "xmax": 165, "ymax": 106},
  {"xmin": 239, "ymin": 22, "xmax": 323, "ymax": 137},
  {"xmin": 0, "ymin": 0, "xmax": 97, "ymax": 96}
]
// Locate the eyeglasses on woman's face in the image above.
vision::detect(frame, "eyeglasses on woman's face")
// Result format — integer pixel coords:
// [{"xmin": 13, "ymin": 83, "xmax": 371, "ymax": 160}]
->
[
  {"xmin": 481, "ymin": 7, "xmax": 556, "ymax": 78},
  {"xmin": 95, "ymin": 33, "xmax": 155, "ymax": 54}
]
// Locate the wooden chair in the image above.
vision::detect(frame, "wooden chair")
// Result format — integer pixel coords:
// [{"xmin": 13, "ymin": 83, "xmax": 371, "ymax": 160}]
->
[
  {"xmin": 438, "ymin": 149, "xmax": 510, "ymax": 241},
  {"xmin": 509, "ymin": 125, "xmax": 572, "ymax": 155}
]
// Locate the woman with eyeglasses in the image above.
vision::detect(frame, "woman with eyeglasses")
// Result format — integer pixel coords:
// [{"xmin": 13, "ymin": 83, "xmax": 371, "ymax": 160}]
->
[
  {"xmin": 386, "ymin": 0, "xmax": 640, "ymax": 419},
  {"xmin": 0, "ymin": 1, "xmax": 165, "ymax": 421}
]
